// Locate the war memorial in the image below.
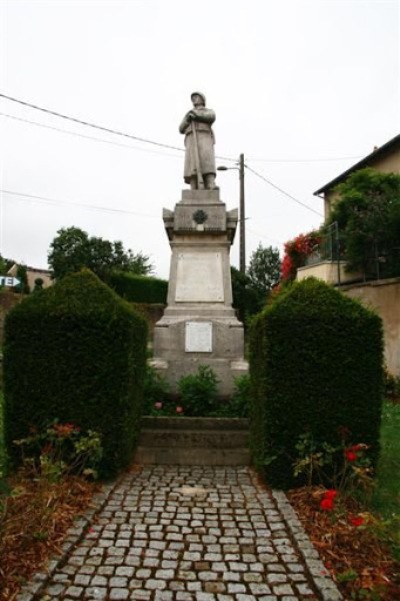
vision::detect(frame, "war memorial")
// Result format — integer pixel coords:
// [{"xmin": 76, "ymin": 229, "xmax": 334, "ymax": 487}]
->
[{"xmin": 151, "ymin": 92, "xmax": 248, "ymax": 396}]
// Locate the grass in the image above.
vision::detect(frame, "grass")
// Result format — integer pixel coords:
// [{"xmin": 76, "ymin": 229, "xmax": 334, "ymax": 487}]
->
[
  {"xmin": 0, "ymin": 387, "xmax": 5, "ymax": 476},
  {"xmin": 371, "ymin": 401, "xmax": 400, "ymax": 557}
]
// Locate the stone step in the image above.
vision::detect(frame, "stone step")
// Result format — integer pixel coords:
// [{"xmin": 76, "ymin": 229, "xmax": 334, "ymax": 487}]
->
[
  {"xmin": 141, "ymin": 416, "xmax": 249, "ymax": 431},
  {"xmin": 138, "ymin": 428, "xmax": 248, "ymax": 449},
  {"xmin": 134, "ymin": 446, "xmax": 251, "ymax": 466},
  {"xmin": 135, "ymin": 416, "xmax": 250, "ymax": 466}
]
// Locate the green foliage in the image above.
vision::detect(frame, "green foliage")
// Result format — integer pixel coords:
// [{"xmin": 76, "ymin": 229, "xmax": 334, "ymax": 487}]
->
[
  {"xmin": 228, "ymin": 375, "xmax": 251, "ymax": 418},
  {"xmin": 14, "ymin": 420, "xmax": 103, "ymax": 481},
  {"xmin": 249, "ymin": 278, "xmax": 384, "ymax": 489},
  {"xmin": 293, "ymin": 432, "xmax": 374, "ymax": 499},
  {"xmin": 372, "ymin": 402, "xmax": 400, "ymax": 557},
  {"xmin": 247, "ymin": 244, "xmax": 281, "ymax": 298},
  {"xmin": 230, "ymin": 267, "xmax": 263, "ymax": 324},
  {"xmin": 12, "ymin": 264, "xmax": 30, "ymax": 294},
  {"xmin": 383, "ymin": 368, "xmax": 400, "ymax": 404},
  {"xmin": 33, "ymin": 277, "xmax": 44, "ymax": 292},
  {"xmin": 3, "ymin": 269, "xmax": 148, "ymax": 479},
  {"xmin": 142, "ymin": 364, "xmax": 170, "ymax": 415},
  {"xmin": 48, "ymin": 226, "xmax": 153, "ymax": 281},
  {"xmin": 326, "ymin": 168, "xmax": 400, "ymax": 277},
  {"xmin": 178, "ymin": 366, "xmax": 219, "ymax": 417},
  {"xmin": 108, "ymin": 271, "xmax": 168, "ymax": 304},
  {"xmin": 143, "ymin": 370, "xmax": 250, "ymax": 418}
]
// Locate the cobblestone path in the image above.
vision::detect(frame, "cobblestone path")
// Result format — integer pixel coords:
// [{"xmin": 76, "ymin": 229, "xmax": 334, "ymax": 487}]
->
[{"xmin": 26, "ymin": 466, "xmax": 342, "ymax": 601}]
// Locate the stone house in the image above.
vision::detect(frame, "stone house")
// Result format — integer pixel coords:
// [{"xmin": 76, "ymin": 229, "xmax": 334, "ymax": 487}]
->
[
  {"xmin": 297, "ymin": 133, "xmax": 400, "ymax": 375},
  {"xmin": 314, "ymin": 133, "xmax": 400, "ymax": 218},
  {"xmin": 7, "ymin": 264, "xmax": 53, "ymax": 291}
]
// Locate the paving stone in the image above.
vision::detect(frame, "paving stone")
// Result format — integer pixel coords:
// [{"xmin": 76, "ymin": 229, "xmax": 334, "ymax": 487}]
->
[
  {"xmin": 23, "ymin": 466, "xmax": 342, "ymax": 601},
  {"xmin": 109, "ymin": 589, "xmax": 129, "ymax": 600}
]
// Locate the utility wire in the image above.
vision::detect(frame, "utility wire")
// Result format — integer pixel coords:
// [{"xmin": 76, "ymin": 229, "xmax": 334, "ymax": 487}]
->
[
  {"xmin": 0, "ymin": 93, "xmax": 359, "ymax": 164},
  {"xmin": 0, "ymin": 112, "xmax": 183, "ymax": 158},
  {"xmin": 246, "ymin": 227, "xmax": 283, "ymax": 246},
  {"xmin": 246, "ymin": 155, "xmax": 362, "ymax": 163},
  {"xmin": 0, "ymin": 92, "xmax": 185, "ymax": 153},
  {"xmin": 0, "ymin": 189, "xmax": 159, "ymax": 219},
  {"xmin": 246, "ymin": 165, "xmax": 324, "ymax": 218},
  {"xmin": 0, "ymin": 107, "xmax": 236, "ymax": 162}
]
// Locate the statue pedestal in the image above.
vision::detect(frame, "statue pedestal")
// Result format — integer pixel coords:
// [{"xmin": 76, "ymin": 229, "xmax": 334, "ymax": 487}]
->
[{"xmin": 151, "ymin": 189, "xmax": 248, "ymax": 397}]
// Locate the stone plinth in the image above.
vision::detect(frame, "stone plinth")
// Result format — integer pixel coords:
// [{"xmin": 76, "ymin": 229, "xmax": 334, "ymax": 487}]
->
[{"xmin": 152, "ymin": 189, "xmax": 248, "ymax": 396}]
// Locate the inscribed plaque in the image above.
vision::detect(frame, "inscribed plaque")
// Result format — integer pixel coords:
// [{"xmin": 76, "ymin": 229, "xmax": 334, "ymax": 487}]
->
[
  {"xmin": 185, "ymin": 322, "xmax": 213, "ymax": 353},
  {"xmin": 175, "ymin": 253, "xmax": 224, "ymax": 302}
]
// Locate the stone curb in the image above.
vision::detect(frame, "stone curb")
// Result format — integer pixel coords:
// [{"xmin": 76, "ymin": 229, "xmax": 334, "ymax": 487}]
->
[
  {"xmin": 272, "ymin": 490, "xmax": 343, "ymax": 601},
  {"xmin": 16, "ymin": 478, "xmax": 122, "ymax": 601}
]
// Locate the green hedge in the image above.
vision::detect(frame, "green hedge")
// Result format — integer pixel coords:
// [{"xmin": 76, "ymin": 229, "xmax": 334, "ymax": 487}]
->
[
  {"xmin": 3, "ymin": 269, "xmax": 148, "ymax": 479},
  {"xmin": 250, "ymin": 278, "xmax": 384, "ymax": 489},
  {"xmin": 108, "ymin": 271, "xmax": 167, "ymax": 304}
]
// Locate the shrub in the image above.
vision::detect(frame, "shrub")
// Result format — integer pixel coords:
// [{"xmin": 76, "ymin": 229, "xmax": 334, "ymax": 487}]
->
[
  {"xmin": 250, "ymin": 278, "xmax": 384, "ymax": 489},
  {"xmin": 384, "ymin": 368, "xmax": 400, "ymax": 404},
  {"xmin": 178, "ymin": 365, "xmax": 219, "ymax": 417},
  {"xmin": 3, "ymin": 269, "xmax": 148, "ymax": 479},
  {"xmin": 108, "ymin": 271, "xmax": 167, "ymax": 304},
  {"xmin": 228, "ymin": 375, "xmax": 251, "ymax": 418},
  {"xmin": 14, "ymin": 420, "xmax": 103, "ymax": 481},
  {"xmin": 142, "ymin": 364, "xmax": 170, "ymax": 415}
]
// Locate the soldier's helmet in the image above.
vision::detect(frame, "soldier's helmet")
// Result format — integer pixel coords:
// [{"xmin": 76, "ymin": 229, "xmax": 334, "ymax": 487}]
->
[{"xmin": 191, "ymin": 92, "xmax": 206, "ymax": 106}]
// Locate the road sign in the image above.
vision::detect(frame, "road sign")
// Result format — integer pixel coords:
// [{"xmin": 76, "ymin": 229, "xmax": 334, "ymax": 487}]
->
[{"xmin": 0, "ymin": 276, "xmax": 21, "ymax": 287}]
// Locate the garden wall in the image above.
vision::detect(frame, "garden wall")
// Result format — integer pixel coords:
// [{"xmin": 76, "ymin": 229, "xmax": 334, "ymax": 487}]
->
[{"xmin": 342, "ymin": 277, "xmax": 400, "ymax": 376}]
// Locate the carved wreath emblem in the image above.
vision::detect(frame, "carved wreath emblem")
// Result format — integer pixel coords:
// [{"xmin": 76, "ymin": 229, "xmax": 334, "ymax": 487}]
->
[{"xmin": 193, "ymin": 209, "xmax": 208, "ymax": 224}]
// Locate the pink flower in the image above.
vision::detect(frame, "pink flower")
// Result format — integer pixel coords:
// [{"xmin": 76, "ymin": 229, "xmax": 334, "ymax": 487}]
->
[
  {"xmin": 176, "ymin": 406, "xmax": 184, "ymax": 414},
  {"xmin": 154, "ymin": 402, "xmax": 163, "ymax": 410}
]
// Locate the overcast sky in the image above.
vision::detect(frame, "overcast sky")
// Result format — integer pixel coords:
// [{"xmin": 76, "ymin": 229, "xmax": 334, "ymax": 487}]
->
[{"xmin": 1, "ymin": 0, "xmax": 399, "ymax": 279}]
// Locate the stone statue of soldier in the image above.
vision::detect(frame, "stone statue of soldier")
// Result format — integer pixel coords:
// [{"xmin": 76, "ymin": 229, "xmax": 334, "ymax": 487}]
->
[{"xmin": 179, "ymin": 92, "xmax": 217, "ymax": 190}]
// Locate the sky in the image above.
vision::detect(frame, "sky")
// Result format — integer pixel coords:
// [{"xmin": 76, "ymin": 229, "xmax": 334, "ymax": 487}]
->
[{"xmin": 0, "ymin": 0, "xmax": 399, "ymax": 279}]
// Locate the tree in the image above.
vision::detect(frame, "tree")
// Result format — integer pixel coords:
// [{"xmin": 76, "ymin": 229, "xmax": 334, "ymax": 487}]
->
[
  {"xmin": 247, "ymin": 244, "xmax": 281, "ymax": 299},
  {"xmin": 230, "ymin": 267, "xmax": 261, "ymax": 324},
  {"xmin": 326, "ymin": 168, "xmax": 400, "ymax": 277},
  {"xmin": 48, "ymin": 227, "xmax": 153, "ymax": 281}
]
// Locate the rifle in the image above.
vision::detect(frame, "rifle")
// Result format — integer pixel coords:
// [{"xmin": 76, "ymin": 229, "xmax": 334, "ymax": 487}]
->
[{"xmin": 191, "ymin": 118, "xmax": 205, "ymax": 190}]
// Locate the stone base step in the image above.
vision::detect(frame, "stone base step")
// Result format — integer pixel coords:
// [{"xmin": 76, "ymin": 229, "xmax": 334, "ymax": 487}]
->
[
  {"xmin": 134, "ymin": 416, "xmax": 250, "ymax": 466},
  {"xmin": 139, "ymin": 429, "xmax": 248, "ymax": 449},
  {"xmin": 134, "ymin": 446, "xmax": 250, "ymax": 466}
]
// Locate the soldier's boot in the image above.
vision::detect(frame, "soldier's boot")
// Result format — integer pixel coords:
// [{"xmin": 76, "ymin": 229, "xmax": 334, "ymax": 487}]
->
[{"xmin": 204, "ymin": 173, "xmax": 218, "ymax": 190}]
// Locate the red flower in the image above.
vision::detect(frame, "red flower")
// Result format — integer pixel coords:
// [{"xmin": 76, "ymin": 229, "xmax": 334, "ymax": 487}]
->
[
  {"xmin": 324, "ymin": 489, "xmax": 338, "ymax": 500},
  {"xmin": 53, "ymin": 423, "xmax": 77, "ymax": 437},
  {"xmin": 345, "ymin": 449, "xmax": 358, "ymax": 462},
  {"xmin": 350, "ymin": 443, "xmax": 365, "ymax": 452},
  {"xmin": 176, "ymin": 406, "xmax": 184, "ymax": 414},
  {"xmin": 320, "ymin": 497, "xmax": 334, "ymax": 511},
  {"xmin": 154, "ymin": 402, "xmax": 163, "ymax": 410},
  {"xmin": 349, "ymin": 515, "xmax": 364, "ymax": 528},
  {"xmin": 281, "ymin": 254, "xmax": 295, "ymax": 281}
]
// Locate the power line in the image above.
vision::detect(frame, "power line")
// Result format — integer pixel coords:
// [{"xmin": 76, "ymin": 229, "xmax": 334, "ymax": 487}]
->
[
  {"xmin": 0, "ymin": 92, "xmax": 185, "ymax": 153},
  {"xmin": 246, "ymin": 155, "xmax": 362, "ymax": 163},
  {"xmin": 0, "ymin": 112, "xmax": 183, "ymax": 158},
  {"xmin": 0, "ymin": 105, "xmax": 237, "ymax": 163},
  {"xmin": 246, "ymin": 165, "xmax": 324, "ymax": 218},
  {"xmin": 246, "ymin": 227, "xmax": 284, "ymax": 246},
  {"xmin": 1, "ymin": 93, "xmax": 358, "ymax": 164},
  {"xmin": 0, "ymin": 189, "xmax": 159, "ymax": 219}
]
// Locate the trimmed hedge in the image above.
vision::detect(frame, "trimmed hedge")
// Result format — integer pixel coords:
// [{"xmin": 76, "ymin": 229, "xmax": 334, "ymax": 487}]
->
[
  {"xmin": 108, "ymin": 271, "xmax": 167, "ymax": 304},
  {"xmin": 3, "ymin": 269, "xmax": 148, "ymax": 479},
  {"xmin": 250, "ymin": 278, "xmax": 384, "ymax": 489}
]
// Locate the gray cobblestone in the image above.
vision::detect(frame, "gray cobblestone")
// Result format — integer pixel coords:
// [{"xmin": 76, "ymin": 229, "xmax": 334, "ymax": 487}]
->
[{"xmin": 23, "ymin": 466, "xmax": 343, "ymax": 601}]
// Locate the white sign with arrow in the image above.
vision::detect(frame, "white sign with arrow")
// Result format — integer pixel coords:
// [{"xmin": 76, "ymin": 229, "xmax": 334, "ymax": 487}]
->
[{"xmin": 0, "ymin": 276, "xmax": 21, "ymax": 287}]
